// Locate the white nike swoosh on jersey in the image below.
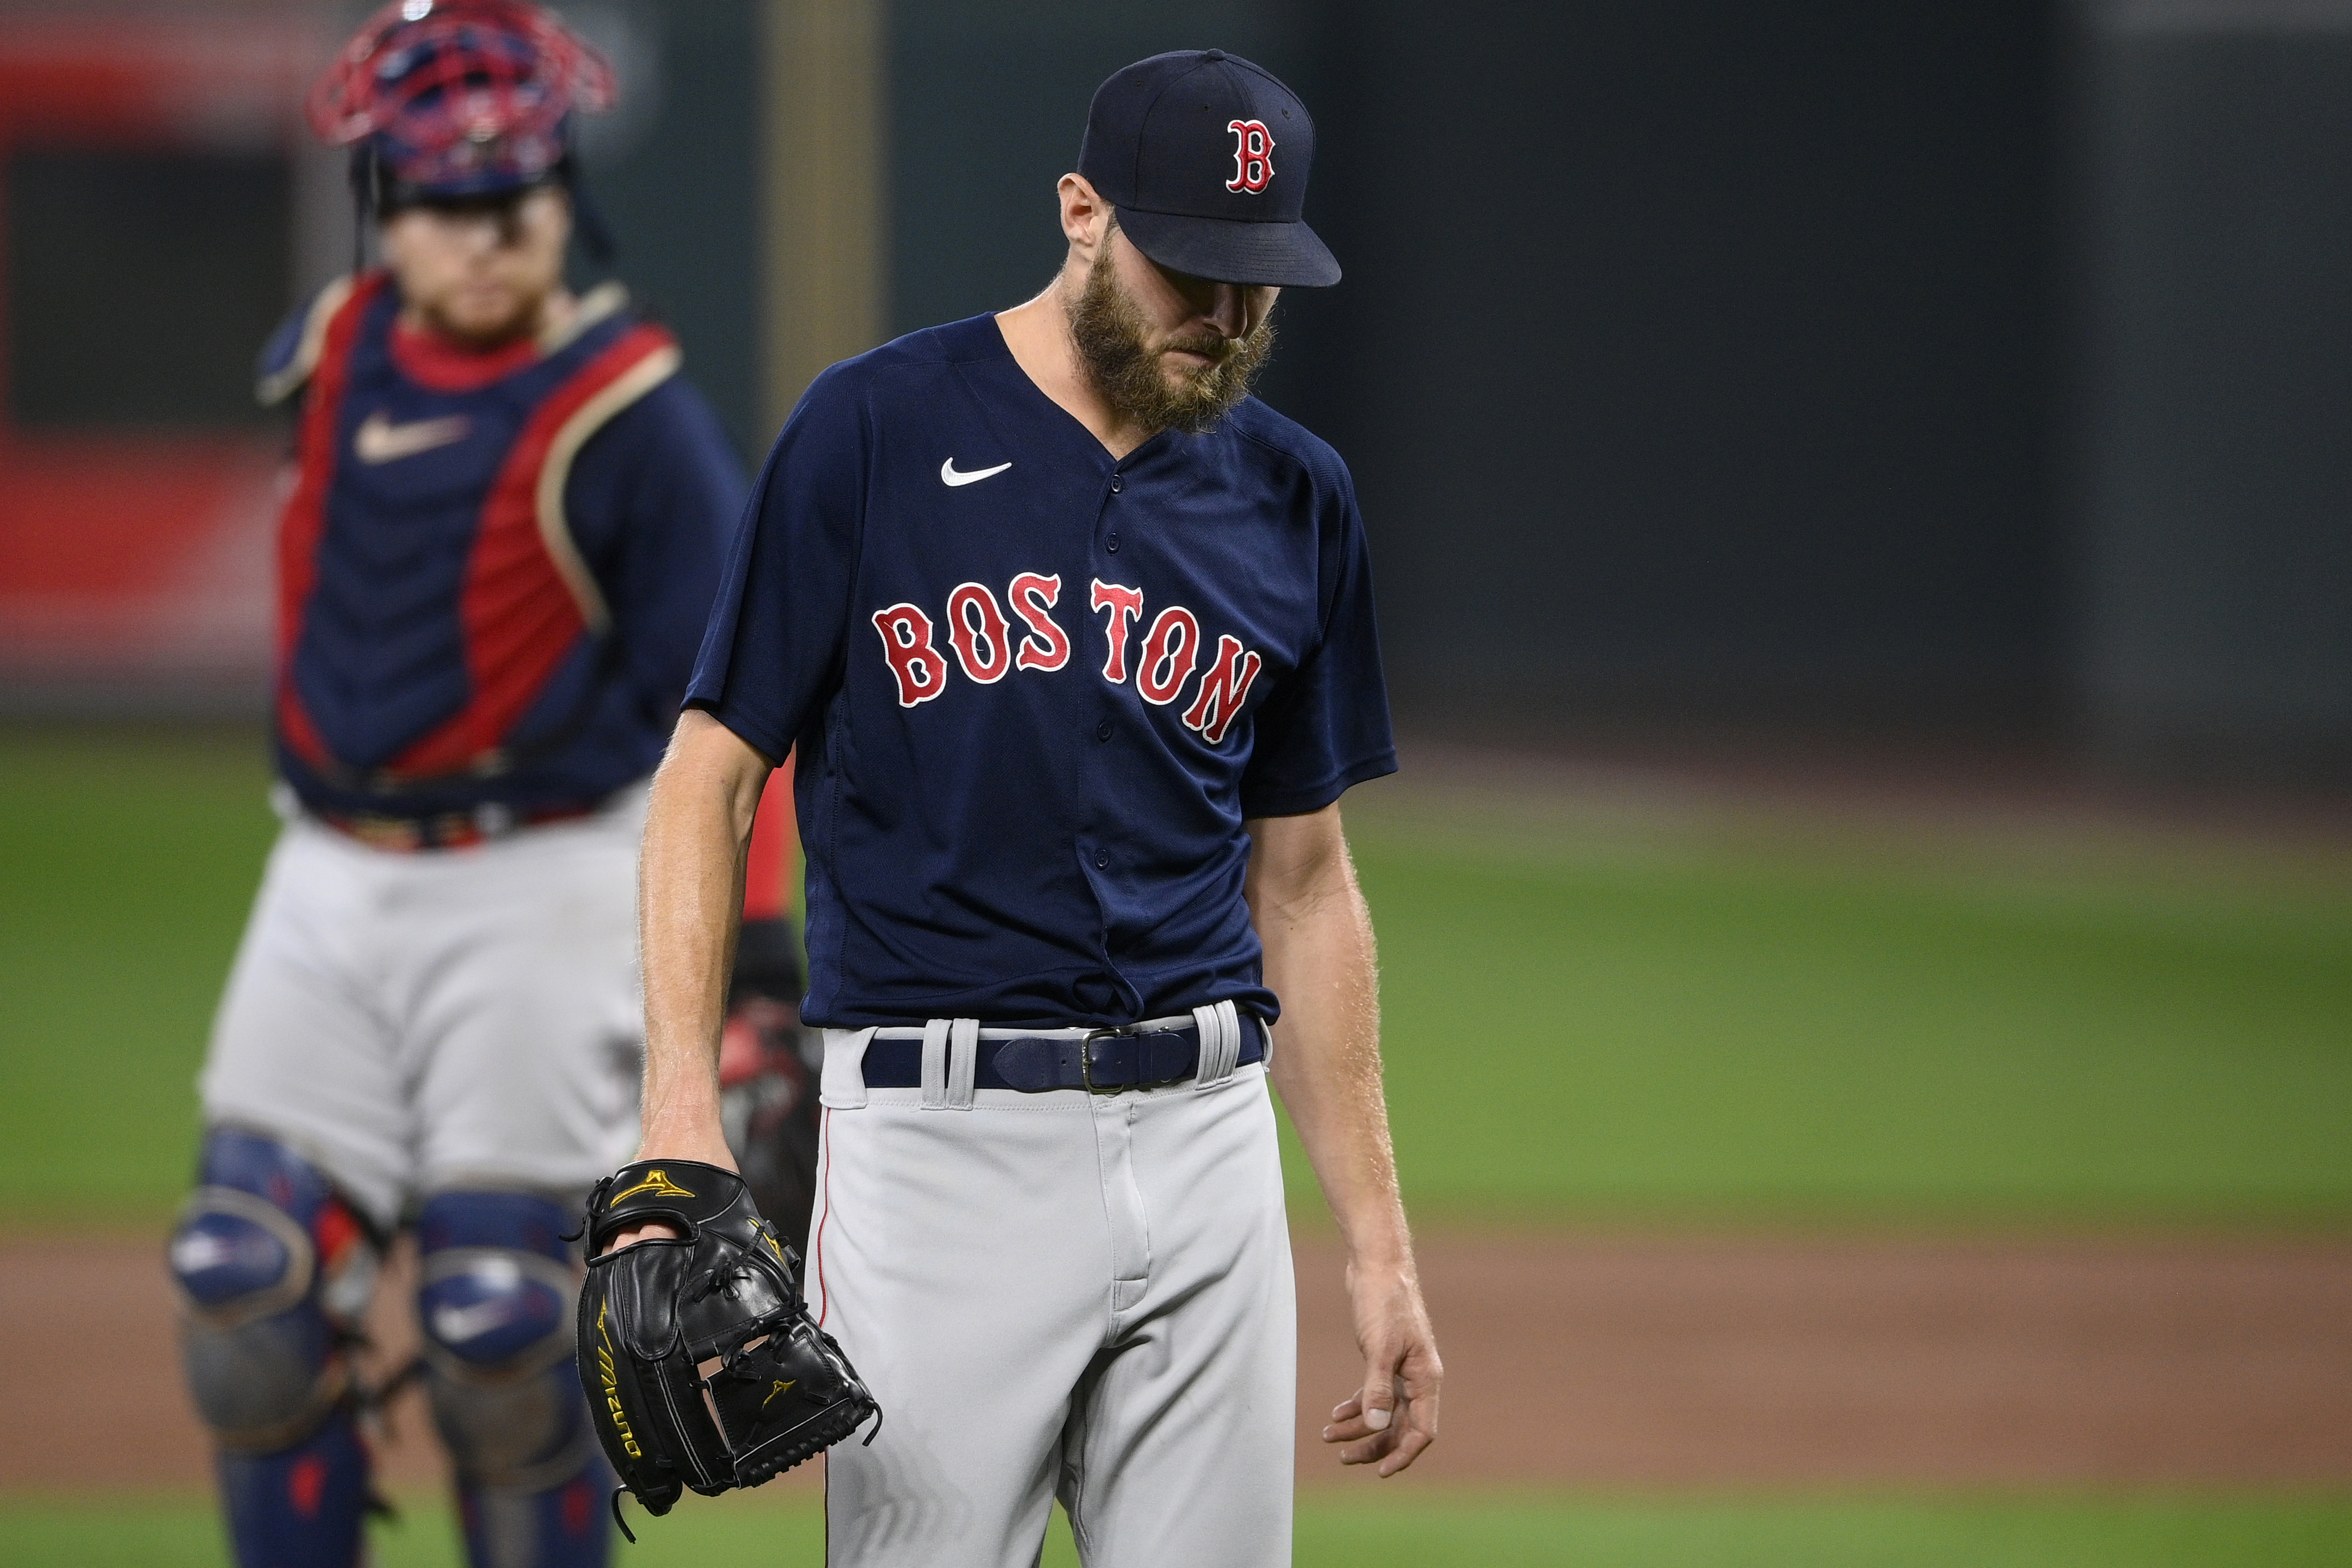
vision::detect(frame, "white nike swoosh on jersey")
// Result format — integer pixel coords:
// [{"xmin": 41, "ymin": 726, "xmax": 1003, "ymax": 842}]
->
[
  {"xmin": 355, "ymin": 411, "xmax": 473, "ymax": 464},
  {"xmin": 940, "ymin": 457, "xmax": 1013, "ymax": 487}
]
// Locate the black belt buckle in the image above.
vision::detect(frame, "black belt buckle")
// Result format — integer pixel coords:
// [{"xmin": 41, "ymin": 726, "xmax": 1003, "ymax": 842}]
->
[{"xmin": 1079, "ymin": 1027, "xmax": 1136, "ymax": 1094}]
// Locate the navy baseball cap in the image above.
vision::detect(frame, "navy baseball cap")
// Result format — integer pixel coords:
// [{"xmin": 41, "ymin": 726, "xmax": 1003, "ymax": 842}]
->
[{"xmin": 1077, "ymin": 49, "xmax": 1339, "ymax": 288}]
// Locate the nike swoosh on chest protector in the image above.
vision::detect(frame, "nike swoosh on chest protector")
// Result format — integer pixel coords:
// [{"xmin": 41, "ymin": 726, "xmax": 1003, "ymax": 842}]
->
[
  {"xmin": 354, "ymin": 410, "xmax": 473, "ymax": 464},
  {"xmin": 940, "ymin": 457, "xmax": 1013, "ymax": 487},
  {"xmin": 431, "ymin": 1299, "xmax": 517, "ymax": 1344}
]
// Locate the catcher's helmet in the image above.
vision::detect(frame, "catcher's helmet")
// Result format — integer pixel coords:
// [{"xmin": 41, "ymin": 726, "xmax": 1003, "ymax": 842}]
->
[{"xmin": 308, "ymin": 0, "xmax": 614, "ymax": 209}]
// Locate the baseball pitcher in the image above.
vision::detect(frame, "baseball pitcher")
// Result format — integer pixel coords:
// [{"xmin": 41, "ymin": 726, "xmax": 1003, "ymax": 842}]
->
[{"xmin": 594, "ymin": 49, "xmax": 1442, "ymax": 1567}]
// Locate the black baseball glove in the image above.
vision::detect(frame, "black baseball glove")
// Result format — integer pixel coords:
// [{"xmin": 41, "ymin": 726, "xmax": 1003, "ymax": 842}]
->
[{"xmin": 577, "ymin": 1159, "xmax": 878, "ymax": 1530}]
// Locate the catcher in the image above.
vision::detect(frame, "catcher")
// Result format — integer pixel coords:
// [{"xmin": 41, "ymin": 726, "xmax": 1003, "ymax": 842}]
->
[{"xmin": 163, "ymin": 5, "xmax": 811, "ymax": 1565}]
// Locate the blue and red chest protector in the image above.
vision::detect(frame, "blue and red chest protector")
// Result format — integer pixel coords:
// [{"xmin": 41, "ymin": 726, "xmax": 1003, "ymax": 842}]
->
[{"xmin": 260, "ymin": 273, "xmax": 744, "ymax": 822}]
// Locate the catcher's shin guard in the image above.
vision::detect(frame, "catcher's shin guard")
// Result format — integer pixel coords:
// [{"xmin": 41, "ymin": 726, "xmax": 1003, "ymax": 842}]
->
[
  {"xmin": 457, "ymin": 1472, "xmax": 611, "ymax": 1568},
  {"xmin": 170, "ymin": 1128, "xmax": 381, "ymax": 1567},
  {"xmin": 416, "ymin": 1191, "xmax": 610, "ymax": 1568},
  {"xmin": 215, "ymin": 1409, "xmax": 373, "ymax": 1567}
]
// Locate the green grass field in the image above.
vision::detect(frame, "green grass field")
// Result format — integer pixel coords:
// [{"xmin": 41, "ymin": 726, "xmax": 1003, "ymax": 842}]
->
[
  {"xmin": 4, "ymin": 724, "xmax": 2349, "ymax": 1229},
  {"xmin": 1343, "ymin": 779, "xmax": 2352, "ymax": 1226},
  {"xmin": 9, "ymin": 1490, "xmax": 2352, "ymax": 1568},
  {"xmin": 1, "ymin": 727, "xmax": 280, "ymax": 1220}
]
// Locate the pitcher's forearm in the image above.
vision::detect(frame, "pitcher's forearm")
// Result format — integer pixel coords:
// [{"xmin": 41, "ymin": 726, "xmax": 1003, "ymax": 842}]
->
[
  {"xmin": 1248, "ymin": 809, "xmax": 1414, "ymax": 1271},
  {"xmin": 637, "ymin": 709, "xmax": 772, "ymax": 1161},
  {"xmin": 1265, "ymin": 879, "xmax": 1412, "ymax": 1270},
  {"xmin": 1280, "ymin": 1072, "xmax": 1413, "ymax": 1271}
]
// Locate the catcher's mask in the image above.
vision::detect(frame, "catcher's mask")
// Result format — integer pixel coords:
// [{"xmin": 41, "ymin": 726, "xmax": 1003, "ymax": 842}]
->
[{"xmin": 307, "ymin": 0, "xmax": 617, "ymax": 247}]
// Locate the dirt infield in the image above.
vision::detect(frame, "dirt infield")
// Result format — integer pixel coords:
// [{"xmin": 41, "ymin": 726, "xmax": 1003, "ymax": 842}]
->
[
  {"xmin": 9, "ymin": 1232, "xmax": 2348, "ymax": 1495},
  {"xmin": 1309, "ymin": 1233, "xmax": 2352, "ymax": 1485}
]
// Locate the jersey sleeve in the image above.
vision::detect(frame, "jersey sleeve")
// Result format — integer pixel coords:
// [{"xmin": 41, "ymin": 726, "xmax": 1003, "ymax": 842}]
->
[
  {"xmin": 1237, "ymin": 461, "xmax": 1398, "ymax": 818},
  {"xmin": 684, "ymin": 363, "xmax": 870, "ymax": 766},
  {"xmin": 563, "ymin": 373, "xmax": 749, "ymax": 722}
]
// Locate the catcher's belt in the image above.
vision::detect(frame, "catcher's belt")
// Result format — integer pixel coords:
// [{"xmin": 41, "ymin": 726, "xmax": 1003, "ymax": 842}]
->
[
  {"xmin": 313, "ymin": 799, "xmax": 600, "ymax": 852},
  {"xmin": 576, "ymin": 1159, "xmax": 878, "ymax": 1533}
]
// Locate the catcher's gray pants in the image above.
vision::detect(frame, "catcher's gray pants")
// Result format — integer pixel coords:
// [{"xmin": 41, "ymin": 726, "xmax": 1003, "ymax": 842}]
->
[
  {"xmin": 813, "ymin": 1031, "xmax": 1295, "ymax": 1568},
  {"xmin": 197, "ymin": 790, "xmax": 647, "ymax": 1230}
]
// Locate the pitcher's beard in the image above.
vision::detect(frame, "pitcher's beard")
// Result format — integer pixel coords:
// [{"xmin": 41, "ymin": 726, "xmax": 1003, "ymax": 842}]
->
[{"xmin": 1068, "ymin": 251, "xmax": 1275, "ymax": 435}]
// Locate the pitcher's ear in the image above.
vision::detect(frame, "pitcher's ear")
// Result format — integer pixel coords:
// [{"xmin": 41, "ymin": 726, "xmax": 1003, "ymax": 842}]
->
[{"xmin": 1057, "ymin": 173, "xmax": 1114, "ymax": 253}]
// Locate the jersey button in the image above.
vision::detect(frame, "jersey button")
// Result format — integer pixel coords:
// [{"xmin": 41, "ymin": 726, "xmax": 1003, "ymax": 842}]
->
[
  {"xmin": 1093, "ymin": 851, "xmax": 1110, "ymax": 869},
  {"xmin": 1109, "ymin": 475, "xmax": 1124, "ymax": 494},
  {"xmin": 1096, "ymin": 720, "xmax": 1114, "ymax": 741},
  {"xmin": 1105, "ymin": 532, "xmax": 1120, "ymax": 552}
]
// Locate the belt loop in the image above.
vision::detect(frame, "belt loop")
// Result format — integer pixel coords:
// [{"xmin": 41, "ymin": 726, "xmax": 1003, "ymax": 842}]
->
[
  {"xmin": 820, "ymin": 1028, "xmax": 876, "ymax": 1109},
  {"xmin": 1192, "ymin": 1000, "xmax": 1241, "ymax": 1090},
  {"xmin": 920, "ymin": 1018, "xmax": 951, "ymax": 1108},
  {"xmin": 947, "ymin": 1018, "xmax": 979, "ymax": 1109}
]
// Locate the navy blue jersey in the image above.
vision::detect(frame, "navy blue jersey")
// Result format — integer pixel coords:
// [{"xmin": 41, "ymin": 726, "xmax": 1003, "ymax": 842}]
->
[
  {"xmin": 261, "ymin": 274, "xmax": 745, "ymax": 822},
  {"xmin": 688, "ymin": 313, "xmax": 1395, "ymax": 1029}
]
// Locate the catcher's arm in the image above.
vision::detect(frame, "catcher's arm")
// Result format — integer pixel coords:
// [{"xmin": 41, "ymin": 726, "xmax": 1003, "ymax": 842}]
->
[{"xmin": 619, "ymin": 710, "xmax": 776, "ymax": 1246}]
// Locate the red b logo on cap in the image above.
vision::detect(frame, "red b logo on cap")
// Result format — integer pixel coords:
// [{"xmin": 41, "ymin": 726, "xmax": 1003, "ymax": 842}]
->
[{"xmin": 1225, "ymin": 119, "xmax": 1274, "ymax": 193}]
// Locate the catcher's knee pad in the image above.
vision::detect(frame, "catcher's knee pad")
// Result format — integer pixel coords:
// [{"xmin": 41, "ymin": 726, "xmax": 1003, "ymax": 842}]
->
[
  {"xmin": 417, "ymin": 1191, "xmax": 598, "ymax": 1495},
  {"xmin": 170, "ymin": 1128, "xmax": 379, "ymax": 1453}
]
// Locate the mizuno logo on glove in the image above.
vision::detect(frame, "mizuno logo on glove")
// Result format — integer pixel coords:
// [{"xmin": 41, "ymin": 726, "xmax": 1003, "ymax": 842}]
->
[
  {"xmin": 609, "ymin": 1168, "xmax": 696, "ymax": 1202},
  {"xmin": 595, "ymin": 1302, "xmax": 643, "ymax": 1459}
]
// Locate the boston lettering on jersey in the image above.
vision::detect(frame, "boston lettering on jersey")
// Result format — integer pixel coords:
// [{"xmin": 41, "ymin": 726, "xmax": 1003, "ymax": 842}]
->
[
  {"xmin": 869, "ymin": 573, "xmax": 1263, "ymax": 744},
  {"xmin": 689, "ymin": 314, "xmax": 1395, "ymax": 1030},
  {"xmin": 258, "ymin": 273, "xmax": 740, "ymax": 824}
]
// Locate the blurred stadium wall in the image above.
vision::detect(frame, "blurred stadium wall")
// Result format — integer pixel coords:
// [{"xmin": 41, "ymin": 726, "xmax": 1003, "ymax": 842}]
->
[
  {"xmin": 0, "ymin": 3, "xmax": 312, "ymax": 707},
  {"xmin": 2075, "ymin": 0, "xmax": 2352, "ymax": 783},
  {"xmin": 2, "ymin": 0, "xmax": 2344, "ymax": 786}
]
